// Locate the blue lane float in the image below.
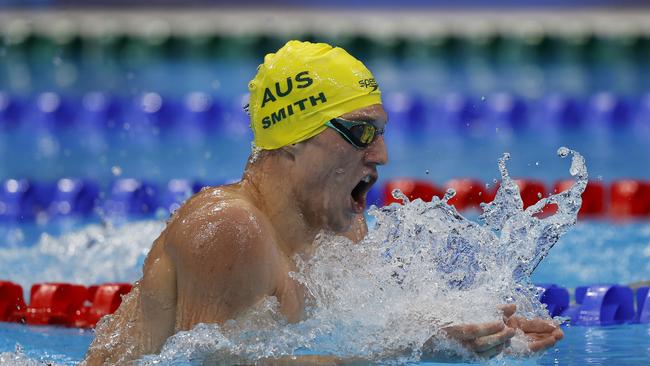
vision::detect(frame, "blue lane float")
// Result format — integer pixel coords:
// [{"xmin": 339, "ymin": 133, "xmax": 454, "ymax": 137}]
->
[
  {"xmin": 102, "ymin": 179, "xmax": 160, "ymax": 217},
  {"xmin": 571, "ymin": 285, "xmax": 635, "ymax": 326},
  {"xmin": 1, "ymin": 92, "xmax": 650, "ymax": 136},
  {"xmin": 636, "ymin": 287, "xmax": 650, "ymax": 323},
  {"xmin": 536, "ymin": 284, "xmax": 570, "ymax": 317},
  {"xmin": 49, "ymin": 178, "xmax": 100, "ymax": 217},
  {"xmin": 0, "ymin": 179, "xmax": 53, "ymax": 221},
  {"xmin": 161, "ymin": 179, "xmax": 194, "ymax": 214}
]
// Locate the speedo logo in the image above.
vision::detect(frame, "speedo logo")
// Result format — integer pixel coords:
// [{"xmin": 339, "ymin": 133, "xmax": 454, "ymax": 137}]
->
[{"xmin": 358, "ymin": 78, "xmax": 378, "ymax": 92}]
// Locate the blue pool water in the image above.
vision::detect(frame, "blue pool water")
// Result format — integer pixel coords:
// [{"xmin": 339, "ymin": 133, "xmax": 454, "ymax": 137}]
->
[{"xmin": 2, "ymin": 312, "xmax": 650, "ymax": 365}]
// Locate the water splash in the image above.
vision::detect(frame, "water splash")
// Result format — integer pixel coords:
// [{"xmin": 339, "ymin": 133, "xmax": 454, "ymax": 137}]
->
[
  {"xmin": 0, "ymin": 148, "xmax": 587, "ymax": 365},
  {"xmin": 141, "ymin": 147, "xmax": 587, "ymax": 364},
  {"xmin": 0, "ymin": 221, "xmax": 164, "ymax": 292}
]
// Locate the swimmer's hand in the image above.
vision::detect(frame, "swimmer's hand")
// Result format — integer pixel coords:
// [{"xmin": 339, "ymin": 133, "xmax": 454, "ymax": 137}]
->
[
  {"xmin": 438, "ymin": 320, "xmax": 516, "ymax": 360},
  {"xmin": 501, "ymin": 304, "xmax": 564, "ymax": 353}
]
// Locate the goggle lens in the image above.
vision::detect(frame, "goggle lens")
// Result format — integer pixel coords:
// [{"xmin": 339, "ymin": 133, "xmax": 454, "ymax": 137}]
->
[{"xmin": 326, "ymin": 118, "xmax": 383, "ymax": 149}]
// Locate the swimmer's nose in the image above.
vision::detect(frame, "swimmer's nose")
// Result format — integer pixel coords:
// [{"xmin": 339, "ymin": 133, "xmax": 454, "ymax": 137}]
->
[{"xmin": 365, "ymin": 135, "xmax": 388, "ymax": 166}]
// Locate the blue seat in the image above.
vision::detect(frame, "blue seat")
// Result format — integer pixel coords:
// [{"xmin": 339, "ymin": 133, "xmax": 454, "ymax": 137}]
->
[
  {"xmin": 572, "ymin": 285, "xmax": 635, "ymax": 326},
  {"xmin": 0, "ymin": 179, "xmax": 53, "ymax": 221},
  {"xmin": 535, "ymin": 284, "xmax": 569, "ymax": 317},
  {"xmin": 102, "ymin": 179, "xmax": 159, "ymax": 217},
  {"xmin": 161, "ymin": 179, "xmax": 194, "ymax": 214},
  {"xmin": 0, "ymin": 92, "xmax": 24, "ymax": 131},
  {"xmin": 49, "ymin": 178, "xmax": 100, "ymax": 217}
]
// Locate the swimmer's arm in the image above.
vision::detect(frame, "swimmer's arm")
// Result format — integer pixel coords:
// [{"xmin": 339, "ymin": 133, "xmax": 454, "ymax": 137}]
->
[
  {"xmin": 169, "ymin": 203, "xmax": 277, "ymax": 327},
  {"xmin": 140, "ymin": 236, "xmax": 178, "ymax": 354}
]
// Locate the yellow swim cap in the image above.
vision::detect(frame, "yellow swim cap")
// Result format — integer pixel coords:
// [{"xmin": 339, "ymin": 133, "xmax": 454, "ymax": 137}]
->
[{"xmin": 248, "ymin": 40, "xmax": 382, "ymax": 150}]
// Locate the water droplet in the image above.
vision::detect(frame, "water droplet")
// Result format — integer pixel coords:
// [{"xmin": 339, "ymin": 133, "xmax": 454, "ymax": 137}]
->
[
  {"xmin": 557, "ymin": 146, "xmax": 570, "ymax": 158},
  {"xmin": 443, "ymin": 188, "xmax": 456, "ymax": 202},
  {"xmin": 111, "ymin": 166, "xmax": 122, "ymax": 176},
  {"xmin": 535, "ymin": 161, "xmax": 540, "ymax": 166},
  {"xmin": 425, "ymin": 170, "xmax": 430, "ymax": 175},
  {"xmin": 537, "ymin": 192, "xmax": 542, "ymax": 199}
]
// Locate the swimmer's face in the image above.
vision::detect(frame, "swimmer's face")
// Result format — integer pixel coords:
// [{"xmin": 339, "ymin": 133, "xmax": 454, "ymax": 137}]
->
[{"xmin": 292, "ymin": 104, "xmax": 388, "ymax": 233}]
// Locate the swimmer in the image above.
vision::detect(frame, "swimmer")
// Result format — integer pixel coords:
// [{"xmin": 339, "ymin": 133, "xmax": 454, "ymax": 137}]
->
[{"xmin": 83, "ymin": 41, "xmax": 563, "ymax": 365}]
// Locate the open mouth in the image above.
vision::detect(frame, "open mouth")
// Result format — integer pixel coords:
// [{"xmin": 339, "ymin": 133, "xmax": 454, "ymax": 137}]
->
[{"xmin": 350, "ymin": 174, "xmax": 377, "ymax": 213}]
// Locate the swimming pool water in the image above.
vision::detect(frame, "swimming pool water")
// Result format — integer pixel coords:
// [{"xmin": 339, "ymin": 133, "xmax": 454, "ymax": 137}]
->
[
  {"xmin": 2, "ymin": 26, "xmax": 650, "ymax": 365},
  {"xmin": 2, "ymin": 321, "xmax": 649, "ymax": 365}
]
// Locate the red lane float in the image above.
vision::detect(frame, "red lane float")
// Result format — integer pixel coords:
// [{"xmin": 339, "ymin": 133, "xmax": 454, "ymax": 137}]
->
[
  {"xmin": 22, "ymin": 283, "xmax": 88, "ymax": 326},
  {"xmin": 0, "ymin": 281, "xmax": 26, "ymax": 322},
  {"xmin": 74, "ymin": 283, "xmax": 133, "ymax": 328},
  {"xmin": 513, "ymin": 179, "xmax": 547, "ymax": 209},
  {"xmin": 383, "ymin": 179, "xmax": 444, "ymax": 205},
  {"xmin": 610, "ymin": 180, "xmax": 650, "ymax": 218},
  {"xmin": 445, "ymin": 179, "xmax": 488, "ymax": 211},
  {"xmin": 554, "ymin": 180, "xmax": 606, "ymax": 216},
  {"xmin": 0, "ymin": 281, "xmax": 133, "ymax": 328}
]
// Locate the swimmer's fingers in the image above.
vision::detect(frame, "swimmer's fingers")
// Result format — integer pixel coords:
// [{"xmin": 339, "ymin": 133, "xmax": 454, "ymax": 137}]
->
[
  {"xmin": 443, "ymin": 321, "xmax": 506, "ymax": 341},
  {"xmin": 525, "ymin": 332, "xmax": 562, "ymax": 352},
  {"xmin": 462, "ymin": 326, "xmax": 516, "ymax": 353},
  {"xmin": 506, "ymin": 316, "xmax": 559, "ymax": 334},
  {"xmin": 499, "ymin": 304, "xmax": 516, "ymax": 320}
]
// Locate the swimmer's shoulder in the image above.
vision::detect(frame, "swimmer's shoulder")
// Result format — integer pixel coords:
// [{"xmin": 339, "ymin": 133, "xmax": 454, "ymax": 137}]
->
[{"xmin": 164, "ymin": 183, "xmax": 277, "ymax": 262}]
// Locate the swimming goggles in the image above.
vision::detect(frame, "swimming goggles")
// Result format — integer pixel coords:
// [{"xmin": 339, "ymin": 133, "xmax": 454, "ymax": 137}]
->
[{"xmin": 325, "ymin": 117, "xmax": 384, "ymax": 149}]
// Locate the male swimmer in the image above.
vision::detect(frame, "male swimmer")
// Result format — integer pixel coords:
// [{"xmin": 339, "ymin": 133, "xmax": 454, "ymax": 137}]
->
[{"xmin": 84, "ymin": 41, "xmax": 563, "ymax": 365}]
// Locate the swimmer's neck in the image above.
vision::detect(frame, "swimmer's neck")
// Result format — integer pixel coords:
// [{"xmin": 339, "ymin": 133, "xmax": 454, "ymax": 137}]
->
[{"xmin": 239, "ymin": 161, "xmax": 320, "ymax": 258}]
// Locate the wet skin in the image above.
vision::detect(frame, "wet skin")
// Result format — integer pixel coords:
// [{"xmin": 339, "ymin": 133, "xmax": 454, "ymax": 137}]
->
[{"xmin": 83, "ymin": 104, "xmax": 562, "ymax": 365}]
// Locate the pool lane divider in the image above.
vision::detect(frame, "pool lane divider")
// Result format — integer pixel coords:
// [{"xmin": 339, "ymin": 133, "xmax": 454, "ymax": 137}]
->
[
  {"xmin": 1, "ymin": 280, "xmax": 649, "ymax": 328},
  {"xmin": 2, "ymin": 178, "xmax": 650, "ymax": 222},
  {"xmin": 0, "ymin": 281, "xmax": 132, "ymax": 328}
]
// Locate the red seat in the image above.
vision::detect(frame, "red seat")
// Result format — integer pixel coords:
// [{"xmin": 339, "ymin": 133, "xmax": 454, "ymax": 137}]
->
[
  {"xmin": 610, "ymin": 180, "xmax": 650, "ymax": 218},
  {"xmin": 74, "ymin": 283, "xmax": 132, "ymax": 328},
  {"xmin": 23, "ymin": 283, "xmax": 88, "ymax": 326},
  {"xmin": 554, "ymin": 180, "xmax": 606, "ymax": 216},
  {"xmin": 0, "ymin": 281, "xmax": 26, "ymax": 323},
  {"xmin": 383, "ymin": 179, "xmax": 443, "ymax": 205},
  {"xmin": 445, "ymin": 179, "xmax": 487, "ymax": 211}
]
